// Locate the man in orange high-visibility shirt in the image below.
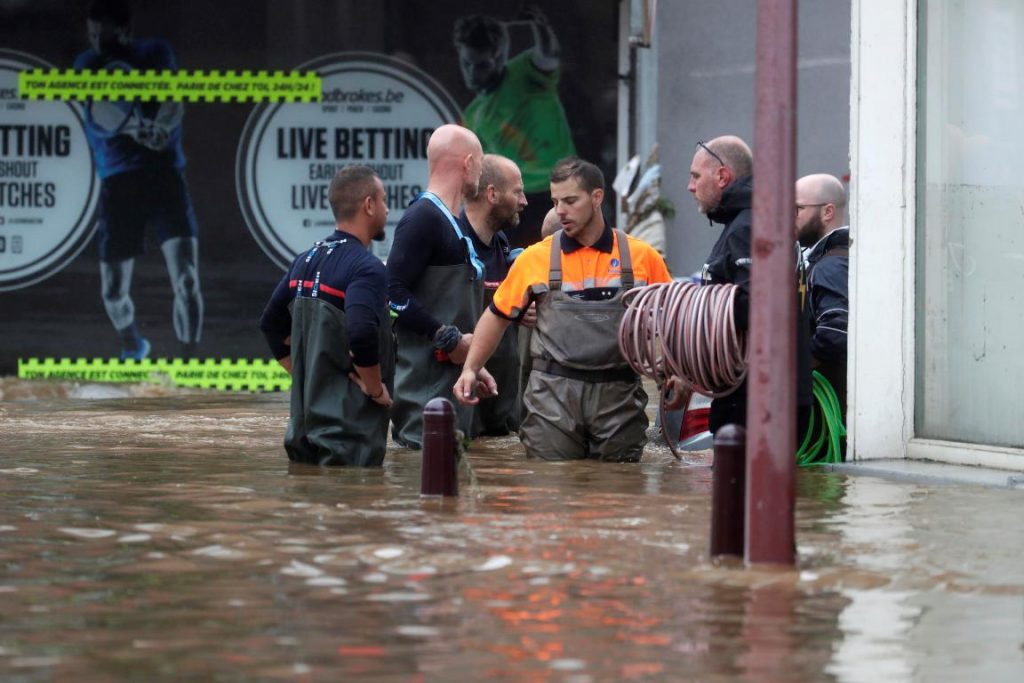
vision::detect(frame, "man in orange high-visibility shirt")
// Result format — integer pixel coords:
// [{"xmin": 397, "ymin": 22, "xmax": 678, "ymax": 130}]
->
[{"xmin": 455, "ymin": 157, "xmax": 672, "ymax": 462}]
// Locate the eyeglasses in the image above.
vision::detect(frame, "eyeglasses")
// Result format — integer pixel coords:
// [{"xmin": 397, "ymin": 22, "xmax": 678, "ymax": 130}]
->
[
  {"xmin": 696, "ymin": 140, "xmax": 726, "ymax": 168},
  {"xmin": 795, "ymin": 203, "xmax": 827, "ymax": 215}
]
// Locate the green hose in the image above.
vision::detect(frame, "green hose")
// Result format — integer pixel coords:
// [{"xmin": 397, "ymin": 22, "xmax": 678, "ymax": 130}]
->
[{"xmin": 795, "ymin": 370, "xmax": 846, "ymax": 466}]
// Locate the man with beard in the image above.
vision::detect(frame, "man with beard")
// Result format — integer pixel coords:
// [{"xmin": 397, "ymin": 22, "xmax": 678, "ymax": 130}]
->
[
  {"xmin": 459, "ymin": 154, "xmax": 529, "ymax": 435},
  {"xmin": 75, "ymin": 0, "xmax": 202, "ymax": 359},
  {"xmin": 387, "ymin": 124, "xmax": 486, "ymax": 449},
  {"xmin": 259, "ymin": 166, "xmax": 393, "ymax": 466},
  {"xmin": 796, "ymin": 173, "xmax": 849, "ymax": 426},
  {"xmin": 454, "ymin": 157, "xmax": 672, "ymax": 461}
]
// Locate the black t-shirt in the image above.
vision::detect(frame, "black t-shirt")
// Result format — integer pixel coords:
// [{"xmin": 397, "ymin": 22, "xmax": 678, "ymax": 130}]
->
[
  {"xmin": 386, "ymin": 198, "xmax": 472, "ymax": 338},
  {"xmin": 460, "ymin": 211, "xmax": 511, "ymax": 293}
]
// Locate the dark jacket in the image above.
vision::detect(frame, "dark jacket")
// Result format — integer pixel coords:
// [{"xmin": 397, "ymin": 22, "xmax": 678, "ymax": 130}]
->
[
  {"xmin": 703, "ymin": 176, "xmax": 753, "ymax": 294},
  {"xmin": 700, "ymin": 176, "xmax": 812, "ymax": 432},
  {"xmin": 804, "ymin": 227, "xmax": 849, "ymax": 365}
]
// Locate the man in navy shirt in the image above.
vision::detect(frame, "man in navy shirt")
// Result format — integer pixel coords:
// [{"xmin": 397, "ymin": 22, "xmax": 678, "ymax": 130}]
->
[
  {"xmin": 459, "ymin": 154, "xmax": 529, "ymax": 435},
  {"xmin": 76, "ymin": 0, "xmax": 202, "ymax": 360},
  {"xmin": 260, "ymin": 166, "xmax": 393, "ymax": 467}
]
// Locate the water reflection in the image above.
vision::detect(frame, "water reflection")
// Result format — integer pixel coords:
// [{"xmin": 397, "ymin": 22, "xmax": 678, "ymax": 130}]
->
[{"xmin": 0, "ymin": 381, "xmax": 1021, "ymax": 681}]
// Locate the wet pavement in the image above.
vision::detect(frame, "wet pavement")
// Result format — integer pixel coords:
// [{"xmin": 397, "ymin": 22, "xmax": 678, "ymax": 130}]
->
[{"xmin": 0, "ymin": 379, "xmax": 1021, "ymax": 682}]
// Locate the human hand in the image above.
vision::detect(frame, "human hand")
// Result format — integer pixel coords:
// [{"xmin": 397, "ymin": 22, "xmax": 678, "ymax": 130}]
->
[
  {"xmin": 348, "ymin": 371, "xmax": 393, "ymax": 408},
  {"xmin": 453, "ymin": 366, "xmax": 498, "ymax": 406},
  {"xmin": 520, "ymin": 5, "xmax": 551, "ymax": 28},
  {"xmin": 662, "ymin": 376, "xmax": 689, "ymax": 411},
  {"xmin": 133, "ymin": 122, "xmax": 170, "ymax": 151},
  {"xmin": 447, "ymin": 332, "xmax": 473, "ymax": 365},
  {"xmin": 519, "ymin": 302, "xmax": 537, "ymax": 328}
]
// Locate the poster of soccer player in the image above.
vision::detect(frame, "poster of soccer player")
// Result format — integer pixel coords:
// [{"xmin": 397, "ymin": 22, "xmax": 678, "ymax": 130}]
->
[{"xmin": 0, "ymin": 0, "xmax": 617, "ymax": 373}]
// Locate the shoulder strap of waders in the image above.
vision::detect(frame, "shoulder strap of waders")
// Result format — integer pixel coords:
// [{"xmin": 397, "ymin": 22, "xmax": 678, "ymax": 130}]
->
[
  {"xmin": 614, "ymin": 229, "xmax": 634, "ymax": 290},
  {"xmin": 548, "ymin": 230, "xmax": 563, "ymax": 290}
]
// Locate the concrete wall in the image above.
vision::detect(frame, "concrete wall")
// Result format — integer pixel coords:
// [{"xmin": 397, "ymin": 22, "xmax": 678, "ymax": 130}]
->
[{"xmin": 654, "ymin": 0, "xmax": 851, "ymax": 276}]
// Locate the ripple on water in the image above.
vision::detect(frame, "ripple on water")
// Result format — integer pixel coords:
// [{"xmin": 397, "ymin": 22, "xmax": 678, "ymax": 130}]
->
[
  {"xmin": 279, "ymin": 560, "xmax": 322, "ymax": 577},
  {"xmin": 192, "ymin": 545, "xmax": 249, "ymax": 560},
  {"xmin": 475, "ymin": 555, "xmax": 513, "ymax": 571},
  {"xmin": 59, "ymin": 528, "xmax": 115, "ymax": 539}
]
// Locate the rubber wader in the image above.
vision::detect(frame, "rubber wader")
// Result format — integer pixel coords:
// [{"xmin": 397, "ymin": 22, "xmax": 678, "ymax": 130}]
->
[
  {"xmin": 391, "ymin": 263, "xmax": 482, "ymax": 449},
  {"xmin": 285, "ymin": 296, "xmax": 395, "ymax": 466},
  {"xmin": 521, "ymin": 230, "xmax": 649, "ymax": 461},
  {"xmin": 476, "ymin": 286, "xmax": 521, "ymax": 435}
]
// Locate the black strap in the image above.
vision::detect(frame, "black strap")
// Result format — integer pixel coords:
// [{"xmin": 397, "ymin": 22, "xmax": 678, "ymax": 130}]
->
[{"xmin": 532, "ymin": 358, "xmax": 637, "ymax": 384}]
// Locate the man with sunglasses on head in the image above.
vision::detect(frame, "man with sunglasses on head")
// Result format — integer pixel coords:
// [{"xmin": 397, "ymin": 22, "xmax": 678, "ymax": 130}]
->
[
  {"xmin": 669, "ymin": 135, "xmax": 812, "ymax": 437},
  {"xmin": 386, "ymin": 124, "xmax": 486, "ymax": 450}
]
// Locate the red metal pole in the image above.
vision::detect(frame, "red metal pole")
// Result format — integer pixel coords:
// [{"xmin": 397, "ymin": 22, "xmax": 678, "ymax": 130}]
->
[
  {"xmin": 421, "ymin": 397, "xmax": 458, "ymax": 497},
  {"xmin": 711, "ymin": 424, "xmax": 746, "ymax": 558},
  {"xmin": 746, "ymin": 0, "xmax": 797, "ymax": 565}
]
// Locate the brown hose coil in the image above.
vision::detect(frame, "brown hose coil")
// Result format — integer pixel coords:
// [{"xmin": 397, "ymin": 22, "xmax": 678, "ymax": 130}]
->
[{"xmin": 619, "ymin": 282, "xmax": 747, "ymax": 398}]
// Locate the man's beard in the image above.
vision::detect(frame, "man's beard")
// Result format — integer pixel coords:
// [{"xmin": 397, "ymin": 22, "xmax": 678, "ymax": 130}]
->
[
  {"xmin": 462, "ymin": 180, "xmax": 480, "ymax": 202},
  {"xmin": 797, "ymin": 215, "xmax": 825, "ymax": 248},
  {"xmin": 494, "ymin": 204, "xmax": 521, "ymax": 232}
]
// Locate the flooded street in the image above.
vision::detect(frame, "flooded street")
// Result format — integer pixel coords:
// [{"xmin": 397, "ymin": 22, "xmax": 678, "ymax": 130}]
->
[{"xmin": 1, "ymin": 381, "xmax": 1022, "ymax": 682}]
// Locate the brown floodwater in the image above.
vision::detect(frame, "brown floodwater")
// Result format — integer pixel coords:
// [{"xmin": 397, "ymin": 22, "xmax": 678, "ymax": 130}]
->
[{"xmin": 0, "ymin": 379, "xmax": 1021, "ymax": 682}]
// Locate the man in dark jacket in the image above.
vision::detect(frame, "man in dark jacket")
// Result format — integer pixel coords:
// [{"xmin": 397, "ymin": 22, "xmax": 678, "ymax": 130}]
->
[
  {"xmin": 796, "ymin": 173, "xmax": 850, "ymax": 420},
  {"xmin": 670, "ymin": 135, "xmax": 811, "ymax": 435},
  {"xmin": 259, "ymin": 165, "xmax": 393, "ymax": 467}
]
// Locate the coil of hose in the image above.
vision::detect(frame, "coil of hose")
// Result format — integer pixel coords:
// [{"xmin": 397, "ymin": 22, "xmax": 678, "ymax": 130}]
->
[
  {"xmin": 619, "ymin": 281, "xmax": 845, "ymax": 465},
  {"xmin": 618, "ymin": 281, "xmax": 747, "ymax": 397}
]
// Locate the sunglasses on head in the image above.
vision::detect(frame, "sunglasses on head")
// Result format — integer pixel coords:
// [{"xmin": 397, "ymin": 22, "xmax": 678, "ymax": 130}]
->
[{"xmin": 696, "ymin": 140, "xmax": 726, "ymax": 168}]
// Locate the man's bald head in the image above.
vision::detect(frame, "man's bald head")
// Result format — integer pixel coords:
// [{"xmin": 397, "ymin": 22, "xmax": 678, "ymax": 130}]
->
[
  {"xmin": 469, "ymin": 153, "xmax": 527, "ymax": 231},
  {"xmin": 477, "ymin": 153, "xmax": 518, "ymax": 194},
  {"xmin": 427, "ymin": 124, "xmax": 484, "ymax": 200},
  {"xmin": 540, "ymin": 207, "xmax": 560, "ymax": 238},
  {"xmin": 688, "ymin": 135, "xmax": 752, "ymax": 214},
  {"xmin": 795, "ymin": 173, "xmax": 847, "ymax": 247},
  {"xmin": 702, "ymin": 135, "xmax": 753, "ymax": 179}
]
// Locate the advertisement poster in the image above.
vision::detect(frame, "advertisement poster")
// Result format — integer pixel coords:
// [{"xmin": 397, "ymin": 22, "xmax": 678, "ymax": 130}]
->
[{"xmin": 0, "ymin": 0, "xmax": 618, "ymax": 374}]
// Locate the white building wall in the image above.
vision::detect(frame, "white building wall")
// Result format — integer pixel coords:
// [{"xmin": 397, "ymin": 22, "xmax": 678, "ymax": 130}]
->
[{"xmin": 850, "ymin": 0, "xmax": 1024, "ymax": 470}]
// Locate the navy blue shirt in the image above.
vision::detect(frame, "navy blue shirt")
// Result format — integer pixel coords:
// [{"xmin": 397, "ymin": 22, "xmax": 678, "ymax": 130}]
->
[
  {"xmin": 260, "ymin": 231, "xmax": 388, "ymax": 367},
  {"xmin": 460, "ymin": 211, "xmax": 512, "ymax": 292},
  {"xmin": 386, "ymin": 198, "xmax": 472, "ymax": 338}
]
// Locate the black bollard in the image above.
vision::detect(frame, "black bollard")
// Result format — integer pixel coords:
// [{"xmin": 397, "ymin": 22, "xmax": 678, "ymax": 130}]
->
[
  {"xmin": 421, "ymin": 397, "xmax": 458, "ymax": 497},
  {"xmin": 711, "ymin": 424, "xmax": 746, "ymax": 558}
]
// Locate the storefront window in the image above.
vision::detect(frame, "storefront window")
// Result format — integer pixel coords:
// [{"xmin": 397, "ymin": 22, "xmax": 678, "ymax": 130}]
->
[{"xmin": 916, "ymin": 0, "xmax": 1024, "ymax": 446}]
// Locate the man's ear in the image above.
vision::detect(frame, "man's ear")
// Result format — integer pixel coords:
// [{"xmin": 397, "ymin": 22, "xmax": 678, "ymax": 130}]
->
[
  {"xmin": 363, "ymin": 195, "xmax": 375, "ymax": 216},
  {"xmin": 716, "ymin": 166, "xmax": 733, "ymax": 189},
  {"xmin": 486, "ymin": 184, "xmax": 498, "ymax": 203},
  {"xmin": 822, "ymin": 203, "xmax": 836, "ymax": 223},
  {"xmin": 591, "ymin": 187, "xmax": 605, "ymax": 205}
]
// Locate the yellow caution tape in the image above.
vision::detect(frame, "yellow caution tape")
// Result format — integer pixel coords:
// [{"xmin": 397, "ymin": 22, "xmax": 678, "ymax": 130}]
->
[
  {"xmin": 17, "ymin": 69, "xmax": 321, "ymax": 103},
  {"xmin": 17, "ymin": 357, "xmax": 291, "ymax": 392}
]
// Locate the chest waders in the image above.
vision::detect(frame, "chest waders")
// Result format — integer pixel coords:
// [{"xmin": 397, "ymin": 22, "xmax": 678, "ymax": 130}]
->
[
  {"xmin": 285, "ymin": 284, "xmax": 395, "ymax": 467},
  {"xmin": 391, "ymin": 263, "xmax": 483, "ymax": 449},
  {"xmin": 521, "ymin": 230, "xmax": 649, "ymax": 461},
  {"xmin": 476, "ymin": 286, "xmax": 521, "ymax": 435}
]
